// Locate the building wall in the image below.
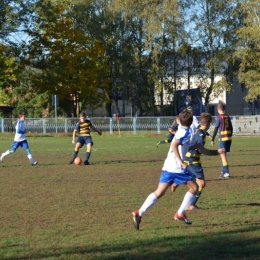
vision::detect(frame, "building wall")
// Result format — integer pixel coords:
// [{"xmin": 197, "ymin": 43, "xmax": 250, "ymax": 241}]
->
[
  {"xmin": 226, "ymin": 79, "xmax": 249, "ymax": 115},
  {"xmin": 209, "ymin": 78, "xmax": 248, "ymax": 116},
  {"xmin": 83, "ymin": 77, "xmax": 252, "ymax": 117}
]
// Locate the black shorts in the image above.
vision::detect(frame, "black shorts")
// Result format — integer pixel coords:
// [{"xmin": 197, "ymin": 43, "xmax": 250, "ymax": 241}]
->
[
  {"xmin": 187, "ymin": 164, "xmax": 204, "ymax": 179},
  {"xmin": 77, "ymin": 136, "xmax": 93, "ymax": 147},
  {"xmin": 219, "ymin": 140, "xmax": 232, "ymax": 152}
]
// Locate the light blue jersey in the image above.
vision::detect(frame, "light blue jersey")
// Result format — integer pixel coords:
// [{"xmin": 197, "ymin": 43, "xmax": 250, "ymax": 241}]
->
[{"xmin": 14, "ymin": 119, "xmax": 26, "ymax": 142}]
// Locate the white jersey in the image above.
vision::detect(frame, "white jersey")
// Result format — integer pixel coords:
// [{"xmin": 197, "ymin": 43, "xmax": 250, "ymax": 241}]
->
[
  {"xmin": 14, "ymin": 120, "xmax": 26, "ymax": 142},
  {"xmin": 162, "ymin": 125, "xmax": 191, "ymax": 173},
  {"xmin": 190, "ymin": 115, "xmax": 199, "ymax": 140}
]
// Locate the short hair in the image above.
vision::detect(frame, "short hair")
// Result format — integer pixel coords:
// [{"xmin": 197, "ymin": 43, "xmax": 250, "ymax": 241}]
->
[
  {"xmin": 200, "ymin": 113, "xmax": 212, "ymax": 125},
  {"xmin": 79, "ymin": 112, "xmax": 86, "ymax": 117},
  {"xmin": 19, "ymin": 111, "xmax": 26, "ymax": 118},
  {"xmin": 186, "ymin": 106, "xmax": 193, "ymax": 112},
  {"xmin": 182, "ymin": 106, "xmax": 193, "ymax": 116},
  {"xmin": 179, "ymin": 110, "xmax": 193, "ymax": 127},
  {"xmin": 217, "ymin": 101, "xmax": 226, "ymax": 112}
]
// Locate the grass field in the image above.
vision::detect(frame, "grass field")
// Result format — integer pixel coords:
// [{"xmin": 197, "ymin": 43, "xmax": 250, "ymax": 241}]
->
[{"xmin": 0, "ymin": 132, "xmax": 260, "ymax": 260}]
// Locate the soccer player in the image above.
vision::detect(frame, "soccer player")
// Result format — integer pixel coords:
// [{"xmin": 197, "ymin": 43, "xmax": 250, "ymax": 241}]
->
[
  {"xmin": 211, "ymin": 101, "xmax": 233, "ymax": 178},
  {"xmin": 0, "ymin": 111, "xmax": 38, "ymax": 165},
  {"xmin": 132, "ymin": 110, "xmax": 199, "ymax": 230},
  {"xmin": 184, "ymin": 113, "xmax": 225, "ymax": 210},
  {"xmin": 156, "ymin": 116, "xmax": 180, "ymax": 147},
  {"xmin": 69, "ymin": 112, "xmax": 102, "ymax": 165}
]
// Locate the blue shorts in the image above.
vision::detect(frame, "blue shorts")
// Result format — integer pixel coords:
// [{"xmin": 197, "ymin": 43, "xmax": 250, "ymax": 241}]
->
[
  {"xmin": 219, "ymin": 140, "xmax": 231, "ymax": 152},
  {"xmin": 11, "ymin": 140, "xmax": 29, "ymax": 151},
  {"xmin": 159, "ymin": 170, "xmax": 194, "ymax": 185},
  {"xmin": 77, "ymin": 136, "xmax": 93, "ymax": 147},
  {"xmin": 187, "ymin": 164, "xmax": 204, "ymax": 179}
]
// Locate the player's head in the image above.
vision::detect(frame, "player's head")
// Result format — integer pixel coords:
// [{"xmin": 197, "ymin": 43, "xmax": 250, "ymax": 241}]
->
[
  {"xmin": 217, "ymin": 101, "xmax": 226, "ymax": 113},
  {"xmin": 182, "ymin": 106, "xmax": 193, "ymax": 115},
  {"xmin": 79, "ymin": 112, "xmax": 87, "ymax": 122},
  {"xmin": 179, "ymin": 110, "xmax": 193, "ymax": 128},
  {"xmin": 200, "ymin": 113, "xmax": 212, "ymax": 130},
  {"xmin": 18, "ymin": 111, "xmax": 26, "ymax": 120}
]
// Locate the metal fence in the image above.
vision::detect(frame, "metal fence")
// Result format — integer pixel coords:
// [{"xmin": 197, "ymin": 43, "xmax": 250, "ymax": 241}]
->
[{"xmin": 1, "ymin": 116, "xmax": 260, "ymax": 135}]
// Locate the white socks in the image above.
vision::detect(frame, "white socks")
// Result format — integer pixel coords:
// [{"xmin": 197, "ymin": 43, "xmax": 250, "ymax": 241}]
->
[
  {"xmin": 2, "ymin": 150, "xmax": 10, "ymax": 157},
  {"xmin": 27, "ymin": 154, "xmax": 35, "ymax": 164},
  {"xmin": 139, "ymin": 193, "xmax": 158, "ymax": 217},
  {"xmin": 177, "ymin": 192, "xmax": 196, "ymax": 215}
]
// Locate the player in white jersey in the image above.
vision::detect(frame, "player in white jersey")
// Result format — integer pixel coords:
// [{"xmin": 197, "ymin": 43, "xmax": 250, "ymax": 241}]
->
[
  {"xmin": 0, "ymin": 112, "xmax": 38, "ymax": 165},
  {"xmin": 132, "ymin": 110, "xmax": 199, "ymax": 230}
]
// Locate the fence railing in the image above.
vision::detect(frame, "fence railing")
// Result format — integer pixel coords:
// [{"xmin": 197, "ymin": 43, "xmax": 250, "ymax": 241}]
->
[{"xmin": 1, "ymin": 116, "xmax": 260, "ymax": 135}]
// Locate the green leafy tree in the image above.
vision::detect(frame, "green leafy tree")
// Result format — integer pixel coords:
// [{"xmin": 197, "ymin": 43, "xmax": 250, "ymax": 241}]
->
[
  {"xmin": 21, "ymin": 1, "xmax": 110, "ymax": 117},
  {"xmin": 70, "ymin": 1, "xmax": 146, "ymax": 116},
  {"xmin": 11, "ymin": 69, "xmax": 49, "ymax": 118},
  {"xmin": 0, "ymin": 44, "xmax": 17, "ymax": 90},
  {"xmin": 234, "ymin": 0, "xmax": 260, "ymax": 102},
  {"xmin": 179, "ymin": 0, "xmax": 239, "ymax": 109},
  {"xmin": 111, "ymin": 0, "xmax": 180, "ymax": 116}
]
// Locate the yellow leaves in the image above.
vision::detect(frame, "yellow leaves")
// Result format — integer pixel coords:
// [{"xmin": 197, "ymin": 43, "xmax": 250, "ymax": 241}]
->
[
  {"xmin": 0, "ymin": 47, "xmax": 17, "ymax": 86},
  {"xmin": 238, "ymin": 70, "xmax": 260, "ymax": 101},
  {"xmin": 212, "ymin": 78, "xmax": 233, "ymax": 93},
  {"xmin": 26, "ymin": 1, "xmax": 110, "ymax": 107},
  {"xmin": 234, "ymin": 0, "xmax": 260, "ymax": 101}
]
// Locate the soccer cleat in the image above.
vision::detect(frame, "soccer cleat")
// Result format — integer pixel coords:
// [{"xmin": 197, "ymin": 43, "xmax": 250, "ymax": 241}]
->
[
  {"xmin": 156, "ymin": 142, "xmax": 160, "ymax": 148},
  {"xmin": 0, "ymin": 153, "xmax": 4, "ymax": 162},
  {"xmin": 187, "ymin": 204, "xmax": 199, "ymax": 211},
  {"xmin": 69, "ymin": 158, "xmax": 75, "ymax": 164},
  {"xmin": 84, "ymin": 160, "xmax": 90, "ymax": 165},
  {"xmin": 220, "ymin": 172, "xmax": 230, "ymax": 178},
  {"xmin": 31, "ymin": 162, "xmax": 38, "ymax": 166},
  {"xmin": 174, "ymin": 212, "xmax": 192, "ymax": 225},
  {"xmin": 132, "ymin": 210, "xmax": 142, "ymax": 230},
  {"xmin": 223, "ymin": 173, "xmax": 230, "ymax": 178}
]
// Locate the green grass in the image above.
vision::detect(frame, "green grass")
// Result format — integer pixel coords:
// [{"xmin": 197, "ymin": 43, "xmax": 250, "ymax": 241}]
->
[{"xmin": 0, "ymin": 132, "xmax": 260, "ymax": 259}]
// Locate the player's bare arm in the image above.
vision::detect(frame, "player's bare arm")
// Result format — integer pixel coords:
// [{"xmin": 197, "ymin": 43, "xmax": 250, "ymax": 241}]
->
[{"xmin": 72, "ymin": 129, "xmax": 77, "ymax": 144}]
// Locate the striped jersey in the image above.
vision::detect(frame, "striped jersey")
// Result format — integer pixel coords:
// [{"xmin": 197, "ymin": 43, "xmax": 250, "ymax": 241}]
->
[
  {"xmin": 184, "ymin": 128, "xmax": 207, "ymax": 165},
  {"xmin": 216, "ymin": 114, "xmax": 233, "ymax": 141},
  {"xmin": 75, "ymin": 119, "xmax": 92, "ymax": 136}
]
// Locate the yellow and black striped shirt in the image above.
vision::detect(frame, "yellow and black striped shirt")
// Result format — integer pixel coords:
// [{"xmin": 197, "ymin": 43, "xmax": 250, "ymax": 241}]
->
[{"xmin": 75, "ymin": 119, "xmax": 92, "ymax": 136}]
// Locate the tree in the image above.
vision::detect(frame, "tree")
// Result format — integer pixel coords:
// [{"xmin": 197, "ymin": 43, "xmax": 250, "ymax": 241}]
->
[
  {"xmin": 20, "ymin": 1, "xmax": 110, "ymax": 117},
  {"xmin": 0, "ymin": 44, "xmax": 17, "ymax": 90},
  {"xmin": 179, "ymin": 0, "xmax": 239, "ymax": 109},
  {"xmin": 111, "ymin": 0, "xmax": 180, "ymax": 116},
  {"xmin": 234, "ymin": 0, "xmax": 260, "ymax": 102},
  {"xmin": 70, "ymin": 0, "xmax": 152, "ymax": 116},
  {"xmin": 10, "ymin": 68, "xmax": 49, "ymax": 117}
]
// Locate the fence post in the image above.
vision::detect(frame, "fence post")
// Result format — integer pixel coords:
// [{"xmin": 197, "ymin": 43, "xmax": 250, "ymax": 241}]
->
[
  {"xmin": 65, "ymin": 118, "xmax": 68, "ymax": 133},
  {"xmin": 157, "ymin": 117, "xmax": 160, "ymax": 134},
  {"xmin": 255, "ymin": 116, "xmax": 260, "ymax": 133},
  {"xmin": 232, "ymin": 116, "xmax": 236, "ymax": 136},
  {"xmin": 133, "ymin": 117, "xmax": 136, "ymax": 134},
  {"xmin": 109, "ymin": 118, "xmax": 113, "ymax": 135},
  {"xmin": 43, "ymin": 118, "xmax": 46, "ymax": 134},
  {"xmin": 1, "ymin": 118, "xmax": 3, "ymax": 133}
]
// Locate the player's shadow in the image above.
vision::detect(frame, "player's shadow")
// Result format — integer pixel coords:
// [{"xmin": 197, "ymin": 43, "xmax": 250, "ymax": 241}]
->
[
  {"xmin": 98, "ymin": 159, "xmax": 162, "ymax": 164},
  {"xmin": 235, "ymin": 202, "xmax": 260, "ymax": 207}
]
